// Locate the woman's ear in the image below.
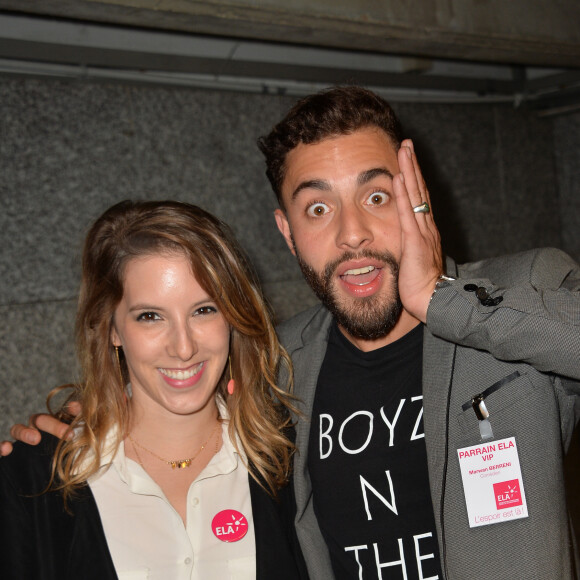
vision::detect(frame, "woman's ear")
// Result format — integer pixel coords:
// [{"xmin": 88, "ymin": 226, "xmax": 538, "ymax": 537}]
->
[{"xmin": 111, "ymin": 326, "xmax": 122, "ymax": 348}]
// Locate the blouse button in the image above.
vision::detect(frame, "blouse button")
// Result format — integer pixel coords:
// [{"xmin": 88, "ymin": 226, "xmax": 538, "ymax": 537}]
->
[
  {"xmin": 184, "ymin": 557, "xmax": 192, "ymax": 565},
  {"xmin": 192, "ymin": 497, "xmax": 200, "ymax": 506}
]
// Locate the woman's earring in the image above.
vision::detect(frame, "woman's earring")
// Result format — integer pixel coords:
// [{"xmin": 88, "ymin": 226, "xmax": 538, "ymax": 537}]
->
[
  {"xmin": 114, "ymin": 345, "xmax": 125, "ymax": 387},
  {"xmin": 227, "ymin": 356, "xmax": 235, "ymax": 395}
]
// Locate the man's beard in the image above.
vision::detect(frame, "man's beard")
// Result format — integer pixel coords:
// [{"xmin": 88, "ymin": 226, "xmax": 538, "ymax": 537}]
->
[{"xmin": 293, "ymin": 243, "xmax": 403, "ymax": 341}]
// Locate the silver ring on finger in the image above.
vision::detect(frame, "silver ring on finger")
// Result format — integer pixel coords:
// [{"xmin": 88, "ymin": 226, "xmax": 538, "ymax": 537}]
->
[{"xmin": 412, "ymin": 202, "xmax": 430, "ymax": 214}]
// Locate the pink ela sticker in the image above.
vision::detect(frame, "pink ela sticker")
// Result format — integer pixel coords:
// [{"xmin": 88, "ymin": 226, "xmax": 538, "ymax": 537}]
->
[
  {"xmin": 212, "ymin": 509, "xmax": 248, "ymax": 542},
  {"xmin": 493, "ymin": 479, "xmax": 523, "ymax": 510}
]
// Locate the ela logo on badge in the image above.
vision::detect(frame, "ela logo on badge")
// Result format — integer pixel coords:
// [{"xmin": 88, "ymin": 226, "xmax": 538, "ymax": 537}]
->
[
  {"xmin": 494, "ymin": 479, "xmax": 523, "ymax": 510},
  {"xmin": 457, "ymin": 437, "xmax": 528, "ymax": 528},
  {"xmin": 211, "ymin": 509, "xmax": 249, "ymax": 542}
]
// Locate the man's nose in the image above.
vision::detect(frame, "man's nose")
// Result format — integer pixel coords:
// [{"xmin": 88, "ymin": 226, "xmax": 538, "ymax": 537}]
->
[{"xmin": 336, "ymin": 203, "xmax": 373, "ymax": 250}]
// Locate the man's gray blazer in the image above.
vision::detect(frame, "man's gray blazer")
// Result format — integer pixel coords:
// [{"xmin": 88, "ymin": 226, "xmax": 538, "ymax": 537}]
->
[{"xmin": 278, "ymin": 248, "xmax": 580, "ymax": 580}]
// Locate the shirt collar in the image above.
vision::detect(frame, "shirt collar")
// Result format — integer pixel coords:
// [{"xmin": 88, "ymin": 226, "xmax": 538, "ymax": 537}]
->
[{"xmin": 88, "ymin": 396, "xmax": 245, "ymax": 493}]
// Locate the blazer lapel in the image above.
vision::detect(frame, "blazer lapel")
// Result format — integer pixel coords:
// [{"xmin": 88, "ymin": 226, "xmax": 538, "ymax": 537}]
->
[{"xmin": 291, "ymin": 318, "xmax": 332, "ymax": 520}]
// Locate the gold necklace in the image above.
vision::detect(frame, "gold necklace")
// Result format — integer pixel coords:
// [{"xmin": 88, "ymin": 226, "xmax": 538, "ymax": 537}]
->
[{"xmin": 128, "ymin": 423, "xmax": 220, "ymax": 470}]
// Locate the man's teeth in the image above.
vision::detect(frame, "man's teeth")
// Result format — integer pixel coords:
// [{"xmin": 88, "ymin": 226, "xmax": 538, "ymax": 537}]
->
[
  {"xmin": 343, "ymin": 265, "xmax": 375, "ymax": 276},
  {"xmin": 159, "ymin": 363, "xmax": 203, "ymax": 380}
]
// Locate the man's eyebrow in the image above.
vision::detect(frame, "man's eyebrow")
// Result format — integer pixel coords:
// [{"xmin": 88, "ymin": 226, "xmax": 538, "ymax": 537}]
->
[
  {"xmin": 358, "ymin": 167, "xmax": 394, "ymax": 185},
  {"xmin": 291, "ymin": 179, "xmax": 331, "ymax": 202},
  {"xmin": 290, "ymin": 168, "xmax": 393, "ymax": 202}
]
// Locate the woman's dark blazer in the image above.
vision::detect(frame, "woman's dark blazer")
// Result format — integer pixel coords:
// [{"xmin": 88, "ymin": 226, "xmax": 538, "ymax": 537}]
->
[{"xmin": 0, "ymin": 433, "xmax": 308, "ymax": 579}]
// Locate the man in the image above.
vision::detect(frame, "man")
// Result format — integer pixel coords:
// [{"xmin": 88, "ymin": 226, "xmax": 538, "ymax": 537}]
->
[
  {"xmin": 6, "ymin": 86, "xmax": 580, "ymax": 579},
  {"xmin": 257, "ymin": 86, "xmax": 580, "ymax": 579}
]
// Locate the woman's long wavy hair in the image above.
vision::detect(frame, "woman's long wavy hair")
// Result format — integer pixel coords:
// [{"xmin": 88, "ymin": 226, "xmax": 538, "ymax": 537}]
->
[{"xmin": 49, "ymin": 200, "xmax": 296, "ymax": 499}]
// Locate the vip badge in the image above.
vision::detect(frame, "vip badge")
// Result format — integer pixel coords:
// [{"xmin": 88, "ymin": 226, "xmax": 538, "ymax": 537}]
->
[{"xmin": 457, "ymin": 437, "xmax": 528, "ymax": 528}]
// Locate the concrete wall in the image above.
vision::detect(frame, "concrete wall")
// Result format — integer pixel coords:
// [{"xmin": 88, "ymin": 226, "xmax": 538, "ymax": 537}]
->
[
  {"xmin": 554, "ymin": 112, "xmax": 580, "ymax": 261},
  {"xmin": 3, "ymin": 0, "xmax": 580, "ymax": 66},
  {"xmin": 0, "ymin": 78, "xmax": 578, "ymax": 438}
]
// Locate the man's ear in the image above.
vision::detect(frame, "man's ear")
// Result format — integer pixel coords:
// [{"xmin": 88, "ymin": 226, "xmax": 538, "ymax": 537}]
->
[{"xmin": 274, "ymin": 209, "xmax": 296, "ymax": 256}]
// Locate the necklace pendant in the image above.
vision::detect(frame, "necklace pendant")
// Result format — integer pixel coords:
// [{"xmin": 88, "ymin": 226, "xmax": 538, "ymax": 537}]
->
[{"xmin": 129, "ymin": 422, "xmax": 219, "ymax": 473}]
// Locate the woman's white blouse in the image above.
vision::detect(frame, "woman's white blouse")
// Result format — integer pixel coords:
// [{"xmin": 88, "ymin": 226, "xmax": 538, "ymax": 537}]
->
[{"xmin": 88, "ymin": 420, "xmax": 256, "ymax": 580}]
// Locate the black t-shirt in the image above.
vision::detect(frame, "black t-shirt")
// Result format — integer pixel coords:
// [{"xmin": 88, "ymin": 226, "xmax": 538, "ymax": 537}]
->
[{"xmin": 308, "ymin": 322, "xmax": 442, "ymax": 579}]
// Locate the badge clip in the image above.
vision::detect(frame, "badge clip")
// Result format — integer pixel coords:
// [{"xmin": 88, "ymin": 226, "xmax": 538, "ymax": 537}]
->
[{"xmin": 472, "ymin": 394, "xmax": 494, "ymax": 440}]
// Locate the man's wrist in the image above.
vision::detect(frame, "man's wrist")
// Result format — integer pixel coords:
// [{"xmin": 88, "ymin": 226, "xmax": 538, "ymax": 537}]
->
[{"xmin": 429, "ymin": 274, "xmax": 455, "ymax": 304}]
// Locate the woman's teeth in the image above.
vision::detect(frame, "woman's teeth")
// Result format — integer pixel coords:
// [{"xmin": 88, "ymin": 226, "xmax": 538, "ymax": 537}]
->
[{"xmin": 159, "ymin": 363, "xmax": 203, "ymax": 380}]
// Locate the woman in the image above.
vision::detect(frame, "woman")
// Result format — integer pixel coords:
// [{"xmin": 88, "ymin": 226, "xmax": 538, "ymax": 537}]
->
[{"xmin": 0, "ymin": 200, "xmax": 307, "ymax": 579}]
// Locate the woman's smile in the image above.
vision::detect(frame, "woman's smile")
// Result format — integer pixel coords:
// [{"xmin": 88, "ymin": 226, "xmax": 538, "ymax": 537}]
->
[{"xmin": 158, "ymin": 361, "xmax": 206, "ymax": 388}]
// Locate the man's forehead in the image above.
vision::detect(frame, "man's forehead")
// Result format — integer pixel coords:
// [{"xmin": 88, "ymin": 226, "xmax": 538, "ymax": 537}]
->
[
  {"xmin": 304, "ymin": 127, "xmax": 393, "ymax": 149},
  {"xmin": 282, "ymin": 128, "xmax": 399, "ymax": 193}
]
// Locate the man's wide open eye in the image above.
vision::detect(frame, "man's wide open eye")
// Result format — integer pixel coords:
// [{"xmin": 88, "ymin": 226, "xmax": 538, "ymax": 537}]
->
[
  {"xmin": 306, "ymin": 202, "xmax": 329, "ymax": 217},
  {"xmin": 366, "ymin": 191, "xmax": 389, "ymax": 206}
]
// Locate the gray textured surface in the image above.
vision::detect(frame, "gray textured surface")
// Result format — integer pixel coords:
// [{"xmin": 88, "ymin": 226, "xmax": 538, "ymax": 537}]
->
[
  {"xmin": 554, "ymin": 111, "xmax": 580, "ymax": 262},
  {"xmin": 0, "ymin": 78, "xmax": 577, "ymax": 438},
  {"xmin": 0, "ymin": 300, "xmax": 77, "ymax": 435},
  {"xmin": 2, "ymin": 0, "xmax": 580, "ymax": 66}
]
